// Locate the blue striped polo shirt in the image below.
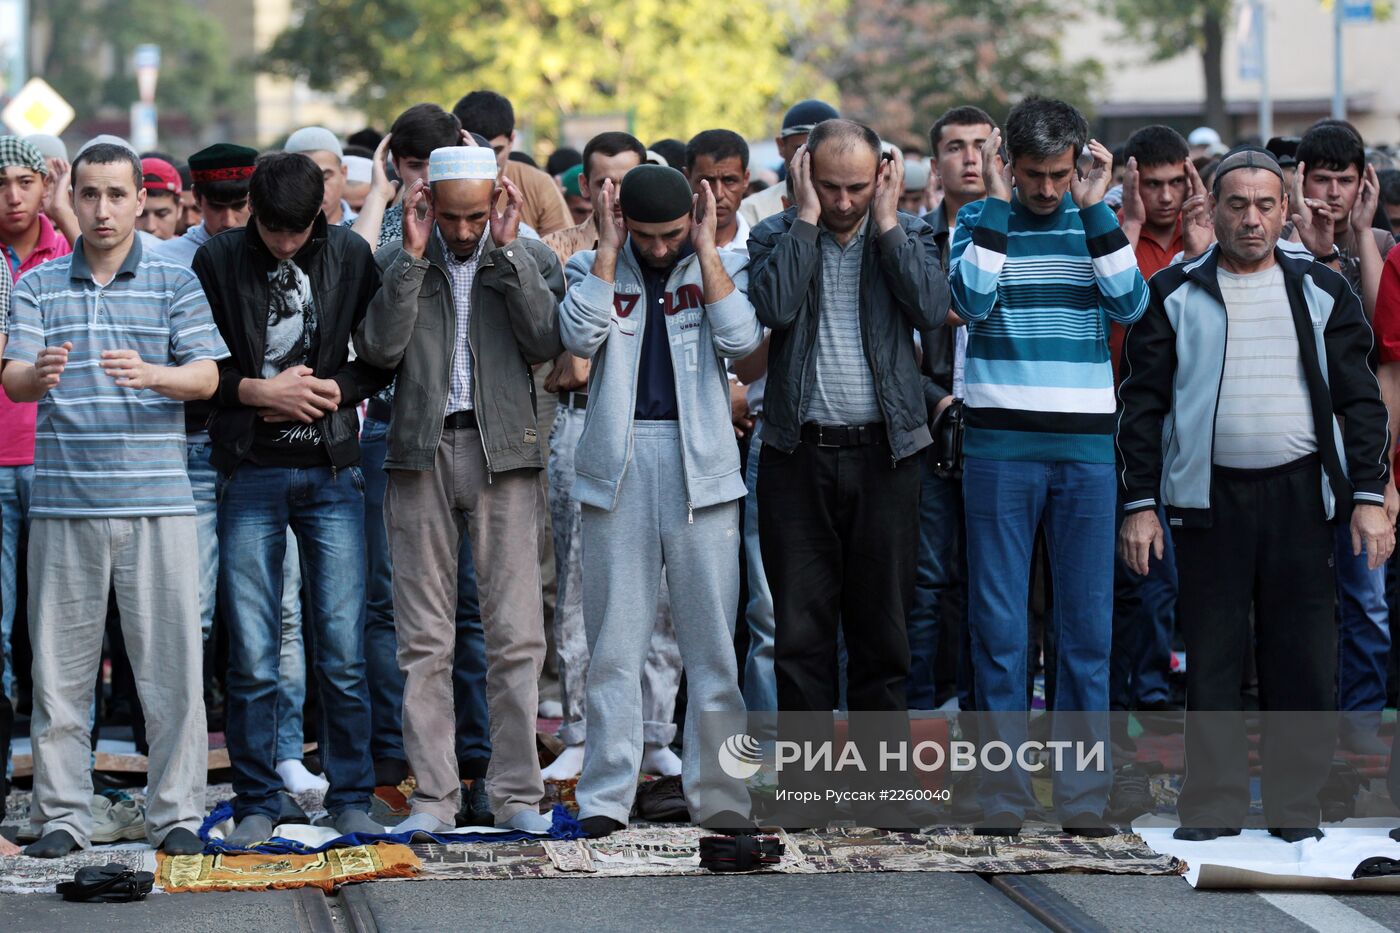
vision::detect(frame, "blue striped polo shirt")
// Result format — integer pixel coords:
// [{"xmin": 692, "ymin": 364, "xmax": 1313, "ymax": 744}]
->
[{"xmin": 4, "ymin": 235, "xmax": 228, "ymax": 518}]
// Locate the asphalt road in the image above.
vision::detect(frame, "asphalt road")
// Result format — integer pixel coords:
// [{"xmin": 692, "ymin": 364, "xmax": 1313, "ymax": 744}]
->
[{"xmin": 4, "ymin": 871, "xmax": 1398, "ymax": 932}]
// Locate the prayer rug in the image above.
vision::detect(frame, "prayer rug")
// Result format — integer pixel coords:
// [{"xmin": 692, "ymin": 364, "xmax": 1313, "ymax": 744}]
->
[
  {"xmin": 388, "ymin": 823, "xmax": 1184, "ymax": 882},
  {"xmin": 155, "ymin": 843, "xmax": 420, "ymax": 893},
  {"xmin": 0, "ymin": 848, "xmax": 156, "ymax": 895}
]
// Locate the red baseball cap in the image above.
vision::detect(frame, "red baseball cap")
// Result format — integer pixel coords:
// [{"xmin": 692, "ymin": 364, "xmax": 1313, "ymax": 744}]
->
[{"xmin": 141, "ymin": 157, "xmax": 182, "ymax": 194}]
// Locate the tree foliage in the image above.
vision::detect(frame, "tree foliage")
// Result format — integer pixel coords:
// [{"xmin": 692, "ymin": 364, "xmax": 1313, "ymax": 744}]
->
[
  {"xmin": 30, "ymin": 0, "xmax": 242, "ymax": 132},
  {"xmin": 824, "ymin": 0, "xmax": 1103, "ymax": 148},
  {"xmin": 1096, "ymin": 0, "xmax": 1233, "ymax": 129},
  {"xmin": 262, "ymin": 0, "xmax": 841, "ymax": 142}
]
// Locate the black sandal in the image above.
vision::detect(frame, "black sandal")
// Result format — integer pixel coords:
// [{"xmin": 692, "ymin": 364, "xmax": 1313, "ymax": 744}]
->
[{"xmin": 56, "ymin": 863, "xmax": 155, "ymax": 903}]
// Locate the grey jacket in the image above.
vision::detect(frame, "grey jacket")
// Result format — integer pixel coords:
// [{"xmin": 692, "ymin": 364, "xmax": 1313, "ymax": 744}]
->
[
  {"xmin": 559, "ymin": 243, "xmax": 764, "ymax": 512},
  {"xmin": 356, "ymin": 234, "xmax": 565, "ymax": 473},
  {"xmin": 747, "ymin": 207, "xmax": 949, "ymax": 460}
]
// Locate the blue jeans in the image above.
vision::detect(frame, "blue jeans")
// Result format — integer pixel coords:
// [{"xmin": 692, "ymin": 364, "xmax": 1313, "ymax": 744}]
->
[
  {"xmin": 274, "ymin": 532, "xmax": 305, "ymax": 762},
  {"xmin": 742, "ymin": 427, "xmax": 777, "ymax": 712},
  {"xmin": 0, "ymin": 464, "xmax": 32, "ymax": 696},
  {"xmin": 1110, "ymin": 505, "xmax": 1176, "ymax": 710},
  {"xmin": 907, "ymin": 452, "xmax": 967, "ymax": 710},
  {"xmin": 218, "ymin": 463, "xmax": 374, "ymax": 820},
  {"xmin": 186, "ymin": 441, "xmax": 219, "ymax": 644},
  {"xmin": 454, "ymin": 534, "xmax": 490, "ymax": 770},
  {"xmin": 963, "ymin": 457, "xmax": 1115, "ymax": 820},
  {"xmin": 361, "ymin": 416, "xmax": 406, "ymax": 762},
  {"xmin": 1334, "ymin": 521, "xmax": 1391, "ymax": 714}
]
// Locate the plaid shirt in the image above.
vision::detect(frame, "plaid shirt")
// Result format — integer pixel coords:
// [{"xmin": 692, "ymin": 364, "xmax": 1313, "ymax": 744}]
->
[{"xmin": 440, "ymin": 225, "xmax": 489, "ymax": 413}]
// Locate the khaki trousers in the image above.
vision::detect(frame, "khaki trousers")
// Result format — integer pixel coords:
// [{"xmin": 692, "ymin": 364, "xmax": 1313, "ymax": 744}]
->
[{"xmin": 387, "ymin": 427, "xmax": 545, "ymax": 823}]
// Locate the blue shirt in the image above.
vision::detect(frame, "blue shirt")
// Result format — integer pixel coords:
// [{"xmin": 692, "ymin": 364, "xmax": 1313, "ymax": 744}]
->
[
  {"xmin": 4, "ymin": 235, "xmax": 228, "ymax": 518},
  {"xmin": 631, "ymin": 240, "xmax": 691, "ymax": 421}
]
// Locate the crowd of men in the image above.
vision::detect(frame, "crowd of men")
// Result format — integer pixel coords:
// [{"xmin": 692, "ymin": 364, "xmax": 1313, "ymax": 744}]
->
[{"xmin": 1, "ymin": 87, "xmax": 1399, "ymax": 857}]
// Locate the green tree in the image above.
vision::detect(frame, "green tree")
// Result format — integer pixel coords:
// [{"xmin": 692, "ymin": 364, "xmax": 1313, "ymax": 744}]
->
[
  {"xmin": 30, "ymin": 0, "xmax": 243, "ymax": 134},
  {"xmin": 263, "ymin": 0, "xmax": 841, "ymax": 144},
  {"xmin": 1097, "ymin": 0, "xmax": 1232, "ymax": 132},
  {"xmin": 822, "ymin": 0, "xmax": 1102, "ymax": 148}
]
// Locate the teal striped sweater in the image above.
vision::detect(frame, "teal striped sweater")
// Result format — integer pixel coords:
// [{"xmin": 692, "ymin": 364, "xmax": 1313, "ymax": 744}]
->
[{"xmin": 947, "ymin": 194, "xmax": 1149, "ymax": 463}]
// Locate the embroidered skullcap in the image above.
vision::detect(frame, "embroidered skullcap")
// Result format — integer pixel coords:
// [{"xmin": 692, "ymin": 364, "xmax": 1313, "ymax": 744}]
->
[{"xmin": 428, "ymin": 146, "xmax": 498, "ymax": 183}]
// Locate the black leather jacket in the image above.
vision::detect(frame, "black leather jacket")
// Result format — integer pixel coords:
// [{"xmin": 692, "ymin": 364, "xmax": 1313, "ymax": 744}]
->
[
  {"xmin": 747, "ymin": 207, "xmax": 949, "ymax": 460},
  {"xmin": 192, "ymin": 215, "xmax": 392, "ymax": 476}
]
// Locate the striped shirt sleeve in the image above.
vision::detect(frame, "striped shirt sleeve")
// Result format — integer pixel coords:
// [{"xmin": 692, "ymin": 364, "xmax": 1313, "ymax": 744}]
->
[
  {"xmin": 167, "ymin": 270, "xmax": 229, "ymax": 365},
  {"xmin": 3, "ymin": 274, "xmax": 45, "ymax": 364},
  {"xmin": 948, "ymin": 198, "xmax": 1008, "ymax": 323},
  {"xmin": 1080, "ymin": 201, "xmax": 1149, "ymax": 326}
]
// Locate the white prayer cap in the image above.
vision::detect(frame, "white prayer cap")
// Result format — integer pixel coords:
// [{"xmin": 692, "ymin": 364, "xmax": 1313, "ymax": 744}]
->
[
  {"xmin": 345, "ymin": 155, "xmax": 373, "ymax": 184},
  {"xmin": 76, "ymin": 134, "xmax": 139, "ymax": 160},
  {"xmin": 428, "ymin": 146, "xmax": 497, "ymax": 183},
  {"xmin": 25, "ymin": 134, "xmax": 67, "ymax": 162},
  {"xmin": 285, "ymin": 126, "xmax": 344, "ymax": 159}
]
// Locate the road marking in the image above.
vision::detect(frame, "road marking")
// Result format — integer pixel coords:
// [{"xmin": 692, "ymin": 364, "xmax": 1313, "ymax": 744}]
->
[{"xmin": 1257, "ymin": 893, "xmax": 1392, "ymax": 933}]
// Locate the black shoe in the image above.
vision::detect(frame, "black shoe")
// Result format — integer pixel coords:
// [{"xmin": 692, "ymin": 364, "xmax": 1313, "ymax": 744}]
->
[
  {"xmin": 374, "ymin": 758, "xmax": 410, "ymax": 787},
  {"xmin": 1172, "ymin": 826, "xmax": 1241, "ymax": 841},
  {"xmin": 26, "ymin": 829, "xmax": 80, "ymax": 858},
  {"xmin": 159, "ymin": 827, "xmax": 204, "ymax": 856},
  {"xmin": 578, "ymin": 816, "xmax": 624, "ymax": 839},
  {"xmin": 1062, "ymin": 813, "xmax": 1117, "ymax": 838},
  {"xmin": 277, "ymin": 791, "xmax": 310, "ymax": 825},
  {"xmin": 974, "ymin": 812, "xmax": 1022, "ymax": 836},
  {"xmin": 455, "ymin": 780, "xmax": 494, "ymax": 828},
  {"xmin": 1108, "ymin": 764, "xmax": 1155, "ymax": 822},
  {"xmin": 698, "ymin": 809, "xmax": 759, "ymax": 835},
  {"xmin": 1269, "ymin": 827, "xmax": 1323, "ymax": 843}
]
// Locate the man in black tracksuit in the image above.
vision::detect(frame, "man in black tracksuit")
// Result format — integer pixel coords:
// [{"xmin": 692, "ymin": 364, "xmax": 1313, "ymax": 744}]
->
[
  {"xmin": 193, "ymin": 152, "xmax": 392, "ymax": 846},
  {"xmin": 1117, "ymin": 148, "xmax": 1392, "ymax": 842}
]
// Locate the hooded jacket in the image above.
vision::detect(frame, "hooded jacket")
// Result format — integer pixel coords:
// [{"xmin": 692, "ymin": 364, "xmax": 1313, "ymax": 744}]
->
[{"xmin": 559, "ymin": 242, "xmax": 763, "ymax": 513}]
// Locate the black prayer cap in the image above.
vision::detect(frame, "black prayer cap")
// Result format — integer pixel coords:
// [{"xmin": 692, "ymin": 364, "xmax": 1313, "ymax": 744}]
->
[{"xmin": 618, "ymin": 164, "xmax": 693, "ymax": 223}]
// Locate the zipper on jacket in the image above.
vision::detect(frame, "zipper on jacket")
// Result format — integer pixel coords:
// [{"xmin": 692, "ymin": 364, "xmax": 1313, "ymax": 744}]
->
[
  {"xmin": 663, "ymin": 259, "xmax": 695, "ymax": 524},
  {"xmin": 467, "ymin": 269, "xmax": 494, "ymax": 481}
]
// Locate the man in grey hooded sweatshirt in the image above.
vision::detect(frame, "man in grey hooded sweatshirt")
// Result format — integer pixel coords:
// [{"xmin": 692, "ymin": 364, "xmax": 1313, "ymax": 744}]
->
[{"xmin": 559, "ymin": 165, "xmax": 764, "ymax": 837}]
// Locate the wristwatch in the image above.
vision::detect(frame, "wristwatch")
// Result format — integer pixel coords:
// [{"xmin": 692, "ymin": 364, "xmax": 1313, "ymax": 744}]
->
[{"xmin": 1316, "ymin": 249, "xmax": 1342, "ymax": 264}]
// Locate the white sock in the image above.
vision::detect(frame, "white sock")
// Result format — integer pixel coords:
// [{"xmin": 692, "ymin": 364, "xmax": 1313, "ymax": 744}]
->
[
  {"xmin": 277, "ymin": 758, "xmax": 330, "ymax": 794},
  {"xmin": 395, "ymin": 812, "xmax": 454, "ymax": 835},
  {"xmin": 541, "ymin": 744, "xmax": 585, "ymax": 781},
  {"xmin": 499, "ymin": 808, "xmax": 552, "ymax": 833},
  {"xmin": 641, "ymin": 745, "xmax": 682, "ymax": 777}
]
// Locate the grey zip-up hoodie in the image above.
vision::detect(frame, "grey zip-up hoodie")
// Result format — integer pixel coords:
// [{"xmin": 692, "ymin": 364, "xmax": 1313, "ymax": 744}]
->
[{"xmin": 559, "ymin": 242, "xmax": 764, "ymax": 513}]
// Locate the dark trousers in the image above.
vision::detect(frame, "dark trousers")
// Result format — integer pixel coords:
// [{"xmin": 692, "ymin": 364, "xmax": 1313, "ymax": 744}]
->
[
  {"xmin": 1174, "ymin": 455, "xmax": 1337, "ymax": 829},
  {"xmin": 759, "ymin": 437, "xmax": 920, "ymax": 712}
]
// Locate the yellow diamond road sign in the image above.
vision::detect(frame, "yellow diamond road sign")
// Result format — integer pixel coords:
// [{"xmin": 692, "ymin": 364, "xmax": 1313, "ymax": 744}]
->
[{"xmin": 2, "ymin": 78, "xmax": 76, "ymax": 137}]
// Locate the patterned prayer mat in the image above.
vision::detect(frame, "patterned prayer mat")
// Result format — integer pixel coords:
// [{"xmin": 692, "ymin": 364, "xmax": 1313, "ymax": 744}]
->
[
  {"xmin": 0, "ymin": 848, "xmax": 155, "ymax": 895},
  {"xmin": 390, "ymin": 823, "xmax": 1185, "ymax": 882},
  {"xmin": 155, "ymin": 843, "xmax": 420, "ymax": 893}
]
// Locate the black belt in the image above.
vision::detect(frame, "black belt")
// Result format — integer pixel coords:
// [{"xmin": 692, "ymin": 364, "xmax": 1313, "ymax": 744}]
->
[
  {"xmin": 366, "ymin": 397, "xmax": 393, "ymax": 423},
  {"xmin": 444, "ymin": 409, "xmax": 478, "ymax": 431},
  {"xmin": 557, "ymin": 391, "xmax": 587, "ymax": 410},
  {"xmin": 698, "ymin": 835, "xmax": 785, "ymax": 872},
  {"xmin": 799, "ymin": 422, "xmax": 883, "ymax": 448}
]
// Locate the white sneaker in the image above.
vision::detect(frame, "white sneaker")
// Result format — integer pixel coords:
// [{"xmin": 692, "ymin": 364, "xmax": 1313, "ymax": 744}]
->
[{"xmin": 90, "ymin": 794, "xmax": 146, "ymax": 843}]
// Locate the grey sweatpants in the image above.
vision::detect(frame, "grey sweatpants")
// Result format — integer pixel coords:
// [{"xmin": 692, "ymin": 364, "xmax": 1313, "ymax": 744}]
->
[
  {"xmin": 27, "ymin": 516, "xmax": 207, "ymax": 847},
  {"xmin": 576, "ymin": 421, "xmax": 750, "ymax": 825},
  {"xmin": 548, "ymin": 403, "xmax": 680, "ymax": 748}
]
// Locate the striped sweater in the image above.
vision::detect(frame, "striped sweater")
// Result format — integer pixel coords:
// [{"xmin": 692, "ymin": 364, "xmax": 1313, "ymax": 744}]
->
[{"xmin": 948, "ymin": 194, "xmax": 1149, "ymax": 463}]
